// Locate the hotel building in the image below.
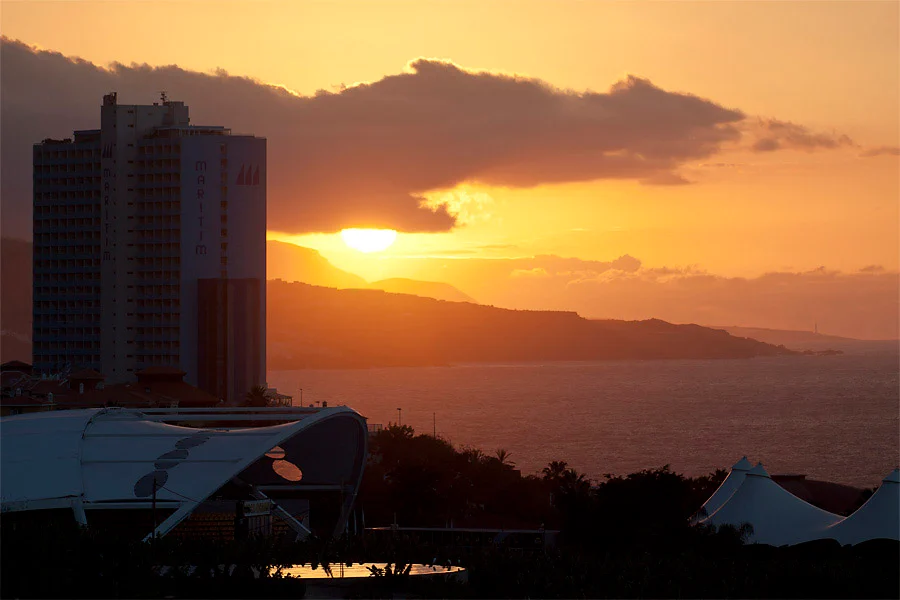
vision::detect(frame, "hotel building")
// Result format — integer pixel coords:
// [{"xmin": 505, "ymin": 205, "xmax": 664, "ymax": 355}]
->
[{"xmin": 32, "ymin": 93, "xmax": 266, "ymax": 402}]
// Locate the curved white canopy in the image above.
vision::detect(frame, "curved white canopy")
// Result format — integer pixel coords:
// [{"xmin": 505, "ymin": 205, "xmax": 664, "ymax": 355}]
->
[
  {"xmin": 820, "ymin": 469, "xmax": 899, "ymax": 545},
  {"xmin": 695, "ymin": 456, "xmax": 753, "ymax": 521},
  {"xmin": 1, "ymin": 407, "xmax": 367, "ymax": 538},
  {"xmin": 702, "ymin": 463, "xmax": 842, "ymax": 546}
]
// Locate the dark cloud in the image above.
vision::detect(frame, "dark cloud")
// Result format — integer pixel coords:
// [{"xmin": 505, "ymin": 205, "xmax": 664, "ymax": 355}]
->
[
  {"xmin": 1, "ymin": 39, "xmax": 859, "ymax": 236},
  {"xmin": 1, "ymin": 38, "xmax": 747, "ymax": 235},
  {"xmin": 749, "ymin": 118, "xmax": 855, "ymax": 153},
  {"xmin": 859, "ymin": 264, "xmax": 885, "ymax": 273},
  {"xmin": 752, "ymin": 138, "xmax": 782, "ymax": 153},
  {"xmin": 860, "ymin": 146, "xmax": 900, "ymax": 158}
]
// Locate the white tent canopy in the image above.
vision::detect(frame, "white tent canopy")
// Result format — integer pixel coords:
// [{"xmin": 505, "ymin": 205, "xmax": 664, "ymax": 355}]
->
[
  {"xmin": 695, "ymin": 456, "xmax": 753, "ymax": 521},
  {"xmin": 1, "ymin": 407, "xmax": 368, "ymax": 539},
  {"xmin": 701, "ymin": 463, "xmax": 842, "ymax": 546},
  {"xmin": 820, "ymin": 469, "xmax": 899, "ymax": 546}
]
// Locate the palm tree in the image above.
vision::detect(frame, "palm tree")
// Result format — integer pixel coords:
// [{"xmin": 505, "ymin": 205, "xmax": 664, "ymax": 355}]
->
[
  {"xmin": 495, "ymin": 448, "xmax": 514, "ymax": 466},
  {"xmin": 542, "ymin": 460, "xmax": 570, "ymax": 482},
  {"xmin": 245, "ymin": 384, "xmax": 269, "ymax": 407}
]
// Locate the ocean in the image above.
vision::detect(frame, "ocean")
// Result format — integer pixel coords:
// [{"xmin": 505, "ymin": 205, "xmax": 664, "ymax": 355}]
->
[{"xmin": 268, "ymin": 352, "xmax": 899, "ymax": 489}]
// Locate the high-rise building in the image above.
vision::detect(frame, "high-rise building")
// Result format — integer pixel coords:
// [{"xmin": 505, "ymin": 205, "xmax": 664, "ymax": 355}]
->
[{"xmin": 33, "ymin": 93, "xmax": 266, "ymax": 402}]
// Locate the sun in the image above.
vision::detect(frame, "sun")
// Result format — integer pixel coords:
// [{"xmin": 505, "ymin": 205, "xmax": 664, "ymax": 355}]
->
[{"xmin": 340, "ymin": 228, "xmax": 398, "ymax": 253}]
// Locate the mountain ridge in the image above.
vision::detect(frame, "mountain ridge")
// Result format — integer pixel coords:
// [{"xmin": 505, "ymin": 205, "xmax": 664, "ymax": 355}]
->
[
  {"xmin": 712, "ymin": 325, "xmax": 897, "ymax": 354},
  {"xmin": 267, "ymin": 280, "xmax": 794, "ymax": 369},
  {"xmin": 368, "ymin": 278, "xmax": 476, "ymax": 303},
  {"xmin": 267, "ymin": 239, "xmax": 477, "ymax": 301},
  {"xmin": 0, "ymin": 238, "xmax": 813, "ymax": 367}
]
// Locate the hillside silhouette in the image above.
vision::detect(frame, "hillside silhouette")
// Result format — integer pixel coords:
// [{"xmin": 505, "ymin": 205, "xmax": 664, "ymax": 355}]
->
[
  {"xmin": 716, "ymin": 325, "xmax": 897, "ymax": 354},
  {"xmin": 267, "ymin": 280, "xmax": 793, "ymax": 368},
  {"xmin": 267, "ymin": 240, "xmax": 367, "ymax": 288},
  {"xmin": 267, "ymin": 240, "xmax": 476, "ymax": 301},
  {"xmin": 0, "ymin": 238, "xmax": 795, "ymax": 367},
  {"xmin": 368, "ymin": 277, "xmax": 476, "ymax": 303}
]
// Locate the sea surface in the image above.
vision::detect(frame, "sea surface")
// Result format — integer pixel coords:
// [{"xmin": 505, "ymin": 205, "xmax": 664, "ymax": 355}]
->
[{"xmin": 268, "ymin": 352, "xmax": 899, "ymax": 489}]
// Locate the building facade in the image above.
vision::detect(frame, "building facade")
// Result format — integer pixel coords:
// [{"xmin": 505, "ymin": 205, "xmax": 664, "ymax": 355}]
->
[{"xmin": 33, "ymin": 93, "xmax": 266, "ymax": 402}]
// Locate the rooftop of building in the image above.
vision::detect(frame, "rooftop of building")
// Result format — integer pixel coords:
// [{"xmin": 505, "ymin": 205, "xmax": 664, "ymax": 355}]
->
[
  {"xmin": 69, "ymin": 368, "xmax": 104, "ymax": 381},
  {"xmin": 1, "ymin": 365, "xmax": 220, "ymax": 409},
  {"xmin": 1, "ymin": 360, "xmax": 33, "ymax": 373},
  {"xmin": 59, "ymin": 378, "xmax": 220, "ymax": 409}
]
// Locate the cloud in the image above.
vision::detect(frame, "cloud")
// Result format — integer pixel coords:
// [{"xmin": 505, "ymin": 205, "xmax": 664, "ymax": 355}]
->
[
  {"xmin": 860, "ymin": 145, "xmax": 900, "ymax": 158},
  {"xmin": 749, "ymin": 118, "xmax": 855, "ymax": 153},
  {"xmin": 0, "ymin": 39, "xmax": 861, "ymax": 237},
  {"xmin": 510, "ymin": 267, "xmax": 549, "ymax": 278},
  {"xmin": 859, "ymin": 264, "xmax": 885, "ymax": 273},
  {"xmin": 698, "ymin": 162, "xmax": 742, "ymax": 169},
  {"xmin": 559, "ymin": 265, "xmax": 899, "ymax": 340},
  {"xmin": 423, "ymin": 187, "xmax": 495, "ymax": 225},
  {"xmin": 0, "ymin": 38, "xmax": 744, "ymax": 236}
]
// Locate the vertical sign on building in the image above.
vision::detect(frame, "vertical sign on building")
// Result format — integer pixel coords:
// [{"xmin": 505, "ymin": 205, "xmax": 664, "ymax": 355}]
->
[
  {"xmin": 99, "ymin": 94, "xmax": 118, "ymax": 378},
  {"xmin": 195, "ymin": 159, "xmax": 207, "ymax": 257}
]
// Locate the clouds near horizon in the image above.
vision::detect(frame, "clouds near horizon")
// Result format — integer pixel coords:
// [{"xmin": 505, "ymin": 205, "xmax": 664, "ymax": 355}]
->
[
  {"xmin": 379, "ymin": 253, "xmax": 899, "ymax": 339},
  {"xmin": 749, "ymin": 118, "xmax": 855, "ymax": 153},
  {"xmin": 562, "ymin": 266, "xmax": 899, "ymax": 340},
  {"xmin": 860, "ymin": 145, "xmax": 900, "ymax": 158},
  {"xmin": 0, "ymin": 38, "xmax": 863, "ymax": 236}
]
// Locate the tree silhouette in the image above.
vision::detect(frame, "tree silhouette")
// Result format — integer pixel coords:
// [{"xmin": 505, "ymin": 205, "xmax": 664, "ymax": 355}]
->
[
  {"xmin": 244, "ymin": 385, "xmax": 269, "ymax": 407},
  {"xmin": 495, "ymin": 448, "xmax": 513, "ymax": 466}
]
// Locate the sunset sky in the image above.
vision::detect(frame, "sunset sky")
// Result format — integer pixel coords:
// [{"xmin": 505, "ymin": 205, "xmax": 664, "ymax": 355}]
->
[{"xmin": 2, "ymin": 1, "xmax": 898, "ymax": 337}]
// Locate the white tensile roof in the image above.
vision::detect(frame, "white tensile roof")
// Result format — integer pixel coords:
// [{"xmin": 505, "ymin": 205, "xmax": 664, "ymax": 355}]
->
[
  {"xmin": 695, "ymin": 456, "xmax": 753, "ymax": 521},
  {"xmin": 820, "ymin": 468, "xmax": 899, "ymax": 545},
  {"xmin": 1, "ymin": 407, "xmax": 367, "ymax": 538},
  {"xmin": 702, "ymin": 463, "xmax": 842, "ymax": 546}
]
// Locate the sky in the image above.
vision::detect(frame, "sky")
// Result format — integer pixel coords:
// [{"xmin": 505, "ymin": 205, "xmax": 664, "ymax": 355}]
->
[{"xmin": 2, "ymin": 1, "xmax": 898, "ymax": 337}]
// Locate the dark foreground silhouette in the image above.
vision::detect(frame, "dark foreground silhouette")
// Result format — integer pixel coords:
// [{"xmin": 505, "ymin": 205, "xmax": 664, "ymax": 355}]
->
[{"xmin": 3, "ymin": 425, "xmax": 896, "ymax": 599}]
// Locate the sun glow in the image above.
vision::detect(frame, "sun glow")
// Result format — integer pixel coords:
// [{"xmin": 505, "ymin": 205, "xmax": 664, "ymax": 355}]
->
[{"xmin": 340, "ymin": 228, "xmax": 398, "ymax": 253}]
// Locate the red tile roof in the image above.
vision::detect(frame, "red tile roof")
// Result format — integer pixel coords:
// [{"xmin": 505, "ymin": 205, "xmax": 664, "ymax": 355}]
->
[
  {"xmin": 1, "ymin": 360, "xmax": 32, "ymax": 372},
  {"xmin": 59, "ymin": 380, "xmax": 219, "ymax": 409},
  {"xmin": 136, "ymin": 366, "xmax": 187, "ymax": 376},
  {"xmin": 69, "ymin": 369, "xmax": 105, "ymax": 380},
  {"xmin": 27, "ymin": 380, "xmax": 70, "ymax": 396}
]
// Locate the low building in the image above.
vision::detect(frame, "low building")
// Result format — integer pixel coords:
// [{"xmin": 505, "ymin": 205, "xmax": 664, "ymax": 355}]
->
[
  {"xmin": 0, "ymin": 364, "xmax": 220, "ymax": 414},
  {"xmin": 60, "ymin": 366, "xmax": 220, "ymax": 409},
  {"xmin": 1, "ymin": 361, "xmax": 54, "ymax": 416},
  {"xmin": 264, "ymin": 387, "xmax": 293, "ymax": 407}
]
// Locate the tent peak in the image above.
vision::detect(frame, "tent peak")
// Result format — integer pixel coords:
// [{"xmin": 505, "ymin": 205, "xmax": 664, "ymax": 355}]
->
[
  {"xmin": 748, "ymin": 462, "xmax": 770, "ymax": 478},
  {"xmin": 732, "ymin": 456, "xmax": 753, "ymax": 471}
]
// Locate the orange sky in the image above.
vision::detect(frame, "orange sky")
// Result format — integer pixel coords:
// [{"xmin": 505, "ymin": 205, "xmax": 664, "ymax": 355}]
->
[{"xmin": 3, "ymin": 1, "xmax": 898, "ymax": 336}]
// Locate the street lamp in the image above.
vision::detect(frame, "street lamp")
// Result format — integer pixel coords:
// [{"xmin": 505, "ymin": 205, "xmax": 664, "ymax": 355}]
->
[{"xmin": 397, "ymin": 407, "xmax": 402, "ymax": 426}]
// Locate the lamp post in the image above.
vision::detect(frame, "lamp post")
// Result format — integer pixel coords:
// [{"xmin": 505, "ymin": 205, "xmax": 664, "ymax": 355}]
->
[{"xmin": 397, "ymin": 407, "xmax": 402, "ymax": 426}]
